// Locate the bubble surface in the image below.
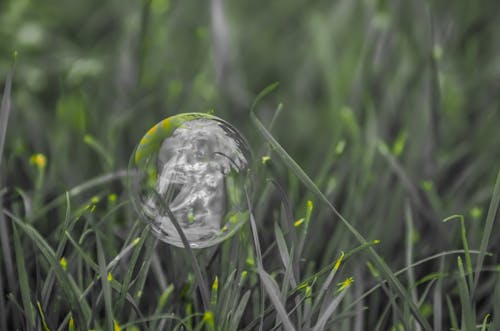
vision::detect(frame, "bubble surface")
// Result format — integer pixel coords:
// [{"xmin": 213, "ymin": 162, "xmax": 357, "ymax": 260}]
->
[{"xmin": 129, "ymin": 113, "xmax": 251, "ymax": 248}]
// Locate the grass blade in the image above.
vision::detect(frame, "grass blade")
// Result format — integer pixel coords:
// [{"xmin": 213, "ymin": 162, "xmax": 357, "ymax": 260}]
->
[
  {"xmin": 250, "ymin": 99, "xmax": 433, "ymax": 331},
  {"xmin": 231, "ymin": 290, "xmax": 251, "ymax": 329},
  {"xmin": 0, "ymin": 61, "xmax": 13, "ymax": 168},
  {"xmin": 257, "ymin": 268, "xmax": 296, "ymax": 331},
  {"xmin": 473, "ymin": 169, "xmax": 500, "ymax": 294},
  {"xmin": 457, "ymin": 257, "xmax": 475, "ymax": 330},
  {"xmin": 0, "ymin": 65, "xmax": 15, "ymax": 331},
  {"xmin": 12, "ymin": 223, "xmax": 36, "ymax": 329},
  {"xmin": 4, "ymin": 209, "xmax": 91, "ymax": 330},
  {"xmin": 312, "ymin": 287, "xmax": 349, "ymax": 331},
  {"xmin": 96, "ymin": 234, "xmax": 114, "ymax": 331},
  {"xmin": 274, "ymin": 222, "xmax": 296, "ymax": 288},
  {"xmin": 116, "ymin": 225, "xmax": 149, "ymax": 313}
]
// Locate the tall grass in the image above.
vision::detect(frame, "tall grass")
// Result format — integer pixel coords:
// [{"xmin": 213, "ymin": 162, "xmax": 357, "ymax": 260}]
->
[{"xmin": 1, "ymin": 0, "xmax": 500, "ymax": 330}]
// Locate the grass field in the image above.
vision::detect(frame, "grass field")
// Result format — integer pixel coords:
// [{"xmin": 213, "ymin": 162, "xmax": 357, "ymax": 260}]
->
[{"xmin": 1, "ymin": 0, "xmax": 500, "ymax": 330}]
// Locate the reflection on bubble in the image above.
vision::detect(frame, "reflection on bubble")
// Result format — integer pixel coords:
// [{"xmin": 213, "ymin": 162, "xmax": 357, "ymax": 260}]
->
[{"xmin": 129, "ymin": 113, "xmax": 251, "ymax": 248}]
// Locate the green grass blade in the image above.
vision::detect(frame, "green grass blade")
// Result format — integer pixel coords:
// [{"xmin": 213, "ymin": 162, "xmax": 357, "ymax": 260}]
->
[
  {"xmin": 473, "ymin": 169, "xmax": 500, "ymax": 294},
  {"xmin": 274, "ymin": 222, "xmax": 296, "ymax": 288},
  {"xmin": 0, "ymin": 61, "xmax": 13, "ymax": 169},
  {"xmin": 250, "ymin": 103, "xmax": 433, "ymax": 331},
  {"xmin": 457, "ymin": 256, "xmax": 475, "ymax": 331},
  {"xmin": 96, "ymin": 234, "xmax": 114, "ymax": 331},
  {"xmin": 0, "ymin": 201, "xmax": 15, "ymax": 330},
  {"xmin": 116, "ymin": 225, "xmax": 149, "ymax": 313},
  {"xmin": 4, "ymin": 209, "xmax": 91, "ymax": 330},
  {"xmin": 41, "ymin": 192, "xmax": 73, "ymax": 309},
  {"xmin": 307, "ymin": 251, "xmax": 344, "ymax": 322},
  {"xmin": 83, "ymin": 134, "xmax": 114, "ymax": 169},
  {"xmin": 231, "ymin": 290, "xmax": 251, "ymax": 329},
  {"xmin": 163, "ymin": 202, "xmax": 210, "ymax": 310},
  {"xmin": 151, "ymin": 284, "xmax": 175, "ymax": 330},
  {"xmin": 35, "ymin": 170, "xmax": 128, "ymax": 218},
  {"xmin": 250, "ymin": 82, "xmax": 279, "ymax": 113},
  {"xmin": 494, "ymin": 275, "xmax": 500, "ymax": 331},
  {"xmin": 12, "ymin": 223, "xmax": 36, "ymax": 329},
  {"xmin": 404, "ymin": 203, "xmax": 418, "ymax": 329},
  {"xmin": 0, "ymin": 64, "xmax": 15, "ymax": 331},
  {"xmin": 480, "ymin": 313, "xmax": 490, "ymax": 331},
  {"xmin": 36, "ymin": 301, "xmax": 51, "ymax": 331},
  {"xmin": 443, "ymin": 214, "xmax": 473, "ymax": 289},
  {"xmin": 312, "ymin": 287, "xmax": 349, "ymax": 331},
  {"xmin": 257, "ymin": 268, "xmax": 296, "ymax": 331}
]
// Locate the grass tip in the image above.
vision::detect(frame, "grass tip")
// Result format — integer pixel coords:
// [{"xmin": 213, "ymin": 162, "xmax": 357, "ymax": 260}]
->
[
  {"xmin": 337, "ymin": 277, "xmax": 354, "ymax": 292},
  {"xmin": 294, "ymin": 218, "xmax": 305, "ymax": 227},
  {"xmin": 212, "ymin": 276, "xmax": 219, "ymax": 291},
  {"xmin": 333, "ymin": 251, "xmax": 345, "ymax": 271}
]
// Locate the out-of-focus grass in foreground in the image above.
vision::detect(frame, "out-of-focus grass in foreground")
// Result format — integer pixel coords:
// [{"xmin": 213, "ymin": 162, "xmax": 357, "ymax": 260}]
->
[{"xmin": 1, "ymin": 0, "xmax": 500, "ymax": 330}]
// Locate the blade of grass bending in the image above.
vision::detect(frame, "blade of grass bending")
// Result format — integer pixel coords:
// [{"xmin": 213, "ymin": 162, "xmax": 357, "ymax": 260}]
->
[
  {"xmin": 35, "ymin": 170, "xmax": 128, "ymax": 218},
  {"xmin": 250, "ymin": 101, "xmax": 433, "ymax": 331},
  {"xmin": 230, "ymin": 290, "xmax": 251, "ymax": 329},
  {"xmin": 442, "ymin": 214, "xmax": 473, "ymax": 289},
  {"xmin": 473, "ymin": 169, "xmax": 500, "ymax": 295},
  {"xmin": 36, "ymin": 301, "xmax": 51, "ymax": 331},
  {"xmin": 258, "ymin": 269, "xmax": 296, "ymax": 331},
  {"xmin": 12, "ymin": 223, "xmax": 36, "ymax": 329},
  {"xmin": 96, "ymin": 234, "xmax": 114, "ymax": 331},
  {"xmin": 4, "ymin": 209, "xmax": 91, "ymax": 330},
  {"xmin": 163, "ymin": 202, "xmax": 210, "ymax": 311},
  {"xmin": 312, "ymin": 287, "xmax": 349, "ymax": 331}
]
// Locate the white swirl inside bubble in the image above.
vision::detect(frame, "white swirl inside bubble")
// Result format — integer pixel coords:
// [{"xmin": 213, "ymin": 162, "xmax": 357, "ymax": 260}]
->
[{"xmin": 136, "ymin": 118, "xmax": 250, "ymax": 248}]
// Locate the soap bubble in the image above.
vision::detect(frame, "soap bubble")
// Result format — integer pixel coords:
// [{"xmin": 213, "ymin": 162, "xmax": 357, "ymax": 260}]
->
[{"xmin": 129, "ymin": 113, "xmax": 252, "ymax": 248}]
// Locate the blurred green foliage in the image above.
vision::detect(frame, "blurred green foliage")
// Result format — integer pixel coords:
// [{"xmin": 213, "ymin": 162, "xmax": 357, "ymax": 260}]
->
[{"xmin": 1, "ymin": 0, "xmax": 500, "ymax": 329}]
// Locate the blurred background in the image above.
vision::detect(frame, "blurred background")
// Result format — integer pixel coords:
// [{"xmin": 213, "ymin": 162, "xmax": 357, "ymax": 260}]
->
[{"xmin": 1, "ymin": 0, "xmax": 500, "ymax": 329}]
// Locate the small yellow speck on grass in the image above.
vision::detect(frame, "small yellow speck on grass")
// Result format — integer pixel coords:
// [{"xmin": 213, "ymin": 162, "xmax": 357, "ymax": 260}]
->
[
  {"xmin": 294, "ymin": 218, "xmax": 305, "ymax": 227},
  {"xmin": 60, "ymin": 257, "xmax": 67, "ymax": 270},
  {"xmin": 337, "ymin": 277, "xmax": 354, "ymax": 292},
  {"xmin": 333, "ymin": 251, "xmax": 344, "ymax": 271}
]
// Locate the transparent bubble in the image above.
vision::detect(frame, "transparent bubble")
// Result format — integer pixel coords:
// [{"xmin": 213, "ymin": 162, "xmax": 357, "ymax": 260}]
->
[{"xmin": 128, "ymin": 113, "xmax": 252, "ymax": 248}]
